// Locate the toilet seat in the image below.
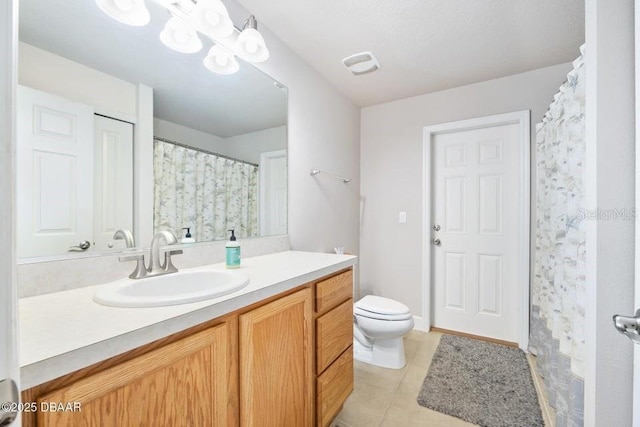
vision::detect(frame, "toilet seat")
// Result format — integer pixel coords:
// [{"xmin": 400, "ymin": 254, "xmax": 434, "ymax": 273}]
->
[{"xmin": 354, "ymin": 295, "xmax": 412, "ymax": 321}]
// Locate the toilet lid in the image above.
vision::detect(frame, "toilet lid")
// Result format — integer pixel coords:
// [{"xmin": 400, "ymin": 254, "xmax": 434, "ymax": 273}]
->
[
  {"xmin": 354, "ymin": 307, "xmax": 413, "ymax": 321},
  {"xmin": 355, "ymin": 295, "xmax": 411, "ymax": 316}
]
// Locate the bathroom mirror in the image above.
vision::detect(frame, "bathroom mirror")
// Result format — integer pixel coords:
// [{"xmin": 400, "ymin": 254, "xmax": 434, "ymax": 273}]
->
[{"xmin": 17, "ymin": 0, "xmax": 288, "ymax": 260}]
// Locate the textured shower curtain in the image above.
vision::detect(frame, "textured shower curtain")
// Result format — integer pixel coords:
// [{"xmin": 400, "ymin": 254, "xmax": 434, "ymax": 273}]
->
[
  {"xmin": 530, "ymin": 45, "xmax": 585, "ymax": 427},
  {"xmin": 153, "ymin": 139, "xmax": 259, "ymax": 242}
]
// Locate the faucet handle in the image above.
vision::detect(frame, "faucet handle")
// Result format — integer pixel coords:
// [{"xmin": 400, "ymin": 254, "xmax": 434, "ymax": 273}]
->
[
  {"xmin": 119, "ymin": 251, "xmax": 148, "ymax": 279},
  {"xmin": 118, "ymin": 252, "xmax": 145, "ymax": 262}
]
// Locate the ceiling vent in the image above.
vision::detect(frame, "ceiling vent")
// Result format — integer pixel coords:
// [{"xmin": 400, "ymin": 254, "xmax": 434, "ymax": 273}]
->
[{"xmin": 342, "ymin": 51, "xmax": 380, "ymax": 76}]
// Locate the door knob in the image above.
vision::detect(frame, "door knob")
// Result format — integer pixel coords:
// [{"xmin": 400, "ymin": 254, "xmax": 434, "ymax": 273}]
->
[
  {"xmin": 69, "ymin": 240, "xmax": 91, "ymax": 252},
  {"xmin": 613, "ymin": 309, "xmax": 640, "ymax": 343},
  {"xmin": 433, "ymin": 238, "xmax": 441, "ymax": 246}
]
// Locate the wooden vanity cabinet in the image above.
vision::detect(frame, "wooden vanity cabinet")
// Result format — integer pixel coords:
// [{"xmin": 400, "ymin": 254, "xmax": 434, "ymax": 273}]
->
[
  {"xmin": 35, "ymin": 323, "xmax": 235, "ymax": 427},
  {"xmin": 22, "ymin": 268, "xmax": 354, "ymax": 427}
]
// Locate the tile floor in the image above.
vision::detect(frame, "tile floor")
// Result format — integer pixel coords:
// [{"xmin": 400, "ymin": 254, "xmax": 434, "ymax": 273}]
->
[{"xmin": 332, "ymin": 330, "xmax": 476, "ymax": 427}]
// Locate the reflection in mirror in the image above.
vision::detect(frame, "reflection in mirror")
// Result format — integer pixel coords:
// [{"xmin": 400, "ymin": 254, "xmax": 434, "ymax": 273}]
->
[{"xmin": 17, "ymin": 0, "xmax": 288, "ymax": 260}]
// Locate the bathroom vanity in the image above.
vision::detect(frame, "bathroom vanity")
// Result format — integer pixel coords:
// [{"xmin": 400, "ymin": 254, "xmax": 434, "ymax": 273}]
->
[{"xmin": 19, "ymin": 251, "xmax": 356, "ymax": 427}]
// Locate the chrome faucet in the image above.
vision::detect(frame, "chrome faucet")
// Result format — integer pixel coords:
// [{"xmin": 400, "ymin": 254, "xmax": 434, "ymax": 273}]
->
[
  {"xmin": 113, "ymin": 228, "xmax": 135, "ymax": 249},
  {"xmin": 148, "ymin": 229, "xmax": 180, "ymax": 275},
  {"xmin": 119, "ymin": 229, "xmax": 183, "ymax": 279}
]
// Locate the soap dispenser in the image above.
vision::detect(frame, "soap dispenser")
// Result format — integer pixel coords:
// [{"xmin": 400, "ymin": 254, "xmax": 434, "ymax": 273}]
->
[
  {"xmin": 181, "ymin": 227, "xmax": 195, "ymax": 244},
  {"xmin": 226, "ymin": 229, "xmax": 241, "ymax": 269}
]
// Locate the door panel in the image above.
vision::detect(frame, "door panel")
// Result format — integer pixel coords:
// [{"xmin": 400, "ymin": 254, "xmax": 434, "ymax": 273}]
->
[
  {"xmin": 33, "ymin": 151, "xmax": 76, "ymax": 231},
  {"xmin": 259, "ymin": 149, "xmax": 287, "ymax": 236},
  {"xmin": 444, "ymin": 176, "xmax": 466, "ymax": 233},
  {"xmin": 478, "ymin": 174, "xmax": 502, "ymax": 234},
  {"xmin": 93, "ymin": 115, "xmax": 134, "ymax": 252},
  {"xmin": 17, "ymin": 85, "xmax": 94, "ymax": 257},
  {"xmin": 444, "ymin": 252, "xmax": 466, "ymax": 310},
  {"xmin": 432, "ymin": 124, "xmax": 520, "ymax": 342},
  {"xmin": 478, "ymin": 254, "xmax": 502, "ymax": 315}
]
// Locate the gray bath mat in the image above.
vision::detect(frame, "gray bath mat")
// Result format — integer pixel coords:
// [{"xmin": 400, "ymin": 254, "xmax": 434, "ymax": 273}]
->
[{"xmin": 417, "ymin": 334, "xmax": 544, "ymax": 427}]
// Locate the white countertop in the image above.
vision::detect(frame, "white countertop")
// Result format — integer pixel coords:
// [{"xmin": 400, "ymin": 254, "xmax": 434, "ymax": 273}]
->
[{"xmin": 19, "ymin": 250, "xmax": 357, "ymax": 389}]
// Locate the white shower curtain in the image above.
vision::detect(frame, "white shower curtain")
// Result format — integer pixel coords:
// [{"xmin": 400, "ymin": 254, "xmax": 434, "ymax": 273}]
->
[
  {"xmin": 530, "ymin": 45, "xmax": 585, "ymax": 427},
  {"xmin": 153, "ymin": 139, "xmax": 259, "ymax": 241}
]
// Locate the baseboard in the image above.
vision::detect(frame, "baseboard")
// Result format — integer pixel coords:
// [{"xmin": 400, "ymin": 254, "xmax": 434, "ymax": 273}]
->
[
  {"xmin": 527, "ymin": 354, "xmax": 556, "ymax": 427},
  {"xmin": 413, "ymin": 316, "xmax": 429, "ymax": 332},
  {"xmin": 430, "ymin": 327, "xmax": 519, "ymax": 348}
]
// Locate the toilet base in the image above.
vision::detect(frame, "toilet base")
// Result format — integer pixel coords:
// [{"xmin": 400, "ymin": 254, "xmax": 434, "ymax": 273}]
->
[{"xmin": 353, "ymin": 336, "xmax": 407, "ymax": 369}]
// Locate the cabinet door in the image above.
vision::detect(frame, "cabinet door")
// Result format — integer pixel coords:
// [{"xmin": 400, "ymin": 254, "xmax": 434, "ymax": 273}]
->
[
  {"xmin": 239, "ymin": 288, "xmax": 313, "ymax": 427},
  {"xmin": 37, "ymin": 323, "xmax": 235, "ymax": 427}
]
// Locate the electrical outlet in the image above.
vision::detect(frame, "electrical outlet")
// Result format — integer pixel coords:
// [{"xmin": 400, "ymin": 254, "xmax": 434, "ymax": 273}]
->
[{"xmin": 399, "ymin": 211, "xmax": 407, "ymax": 223}]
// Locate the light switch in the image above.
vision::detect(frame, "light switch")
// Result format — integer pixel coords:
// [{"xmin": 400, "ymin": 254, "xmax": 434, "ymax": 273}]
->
[{"xmin": 399, "ymin": 211, "xmax": 407, "ymax": 223}]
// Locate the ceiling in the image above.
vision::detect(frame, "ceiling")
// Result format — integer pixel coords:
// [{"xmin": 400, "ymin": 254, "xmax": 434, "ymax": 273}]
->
[
  {"xmin": 237, "ymin": 0, "xmax": 585, "ymax": 107},
  {"xmin": 19, "ymin": 0, "xmax": 287, "ymax": 138}
]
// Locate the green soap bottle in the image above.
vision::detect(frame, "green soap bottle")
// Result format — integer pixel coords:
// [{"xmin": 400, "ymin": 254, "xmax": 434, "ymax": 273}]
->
[{"xmin": 226, "ymin": 229, "xmax": 241, "ymax": 269}]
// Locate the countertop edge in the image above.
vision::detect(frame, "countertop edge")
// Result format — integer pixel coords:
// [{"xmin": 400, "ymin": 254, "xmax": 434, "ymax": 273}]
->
[{"xmin": 21, "ymin": 256, "xmax": 356, "ymax": 389}]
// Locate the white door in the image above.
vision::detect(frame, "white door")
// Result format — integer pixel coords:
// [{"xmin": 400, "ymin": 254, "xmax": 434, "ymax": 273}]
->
[
  {"xmin": 17, "ymin": 85, "xmax": 94, "ymax": 257},
  {"xmin": 259, "ymin": 149, "xmax": 287, "ymax": 236},
  {"xmin": 432, "ymin": 123, "xmax": 521, "ymax": 342},
  {"xmin": 93, "ymin": 115, "xmax": 134, "ymax": 252}
]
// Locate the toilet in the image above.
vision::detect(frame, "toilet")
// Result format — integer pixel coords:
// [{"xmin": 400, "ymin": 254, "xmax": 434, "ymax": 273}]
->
[{"xmin": 353, "ymin": 295, "xmax": 414, "ymax": 369}]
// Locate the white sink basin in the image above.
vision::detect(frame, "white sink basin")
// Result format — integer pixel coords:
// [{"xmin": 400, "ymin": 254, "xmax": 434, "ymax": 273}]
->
[{"xmin": 93, "ymin": 269, "xmax": 250, "ymax": 308}]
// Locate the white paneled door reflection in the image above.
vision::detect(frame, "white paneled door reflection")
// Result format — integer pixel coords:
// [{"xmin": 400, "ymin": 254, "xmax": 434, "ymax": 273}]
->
[
  {"xmin": 17, "ymin": 85, "xmax": 94, "ymax": 258},
  {"xmin": 17, "ymin": 86, "xmax": 133, "ymax": 258},
  {"xmin": 432, "ymin": 124, "xmax": 520, "ymax": 342}
]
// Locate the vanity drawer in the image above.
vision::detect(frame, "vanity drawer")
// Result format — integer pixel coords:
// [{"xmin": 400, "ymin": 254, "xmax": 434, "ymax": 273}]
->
[
  {"xmin": 317, "ymin": 346, "xmax": 354, "ymax": 427},
  {"xmin": 315, "ymin": 269, "xmax": 353, "ymax": 313},
  {"xmin": 316, "ymin": 298, "xmax": 353, "ymax": 373}
]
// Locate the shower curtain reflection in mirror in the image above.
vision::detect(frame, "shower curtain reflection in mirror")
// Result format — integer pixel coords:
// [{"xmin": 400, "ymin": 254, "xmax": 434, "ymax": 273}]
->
[{"xmin": 153, "ymin": 139, "xmax": 259, "ymax": 242}]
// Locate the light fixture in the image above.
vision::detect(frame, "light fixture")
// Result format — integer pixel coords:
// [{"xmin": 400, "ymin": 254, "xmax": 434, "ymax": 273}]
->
[
  {"xmin": 192, "ymin": 0, "xmax": 234, "ymax": 39},
  {"xmin": 95, "ymin": 0, "xmax": 150, "ymax": 26},
  {"xmin": 160, "ymin": 16, "xmax": 203, "ymax": 53},
  {"xmin": 95, "ymin": 0, "xmax": 270, "ymax": 74},
  {"xmin": 203, "ymin": 45, "xmax": 239, "ymax": 74},
  {"xmin": 233, "ymin": 15, "xmax": 269, "ymax": 62}
]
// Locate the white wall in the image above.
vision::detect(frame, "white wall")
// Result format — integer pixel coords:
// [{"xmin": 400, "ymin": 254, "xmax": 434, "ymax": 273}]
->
[
  {"xmin": 153, "ymin": 118, "xmax": 227, "ymax": 153},
  {"xmin": 18, "ymin": 42, "xmax": 137, "ymax": 117},
  {"xmin": 360, "ymin": 62, "xmax": 572, "ymax": 316},
  {"xmin": 225, "ymin": 3, "xmax": 361, "ymax": 258},
  {"xmin": 225, "ymin": 125, "xmax": 287, "ymax": 165},
  {"xmin": 584, "ymin": 0, "xmax": 635, "ymax": 425}
]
